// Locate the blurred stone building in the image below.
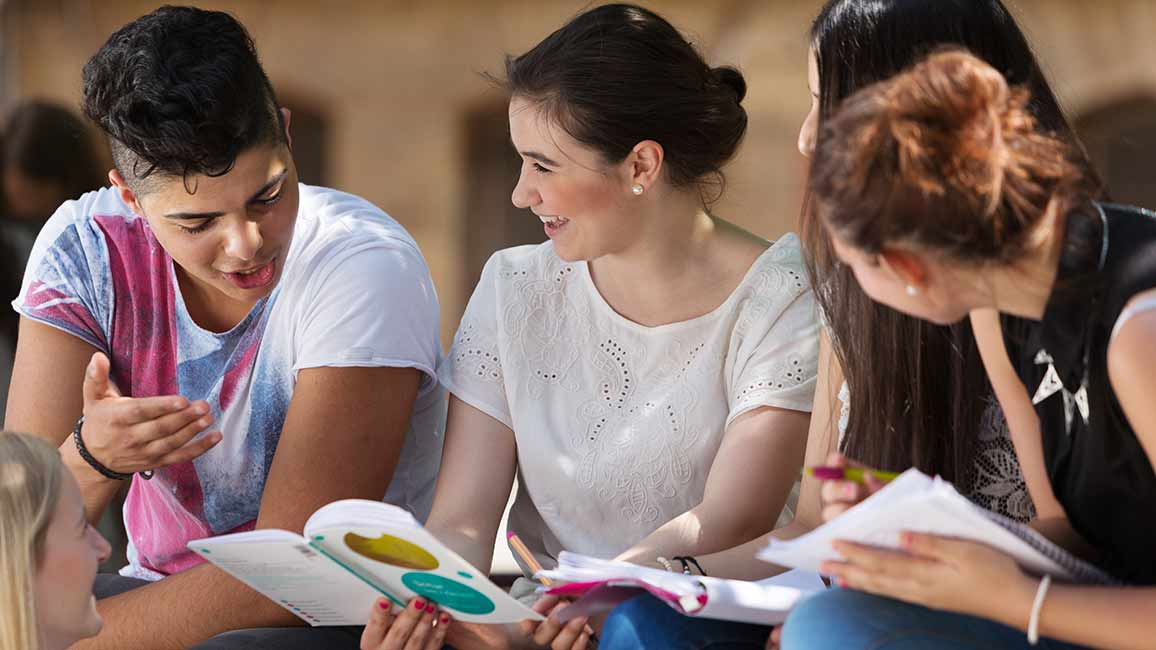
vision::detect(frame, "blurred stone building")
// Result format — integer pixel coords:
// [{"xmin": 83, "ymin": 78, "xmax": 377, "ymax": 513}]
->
[
  {"xmin": 5, "ymin": 0, "xmax": 1156, "ymax": 578},
  {"xmin": 5, "ymin": 0, "xmax": 1156, "ymax": 345}
]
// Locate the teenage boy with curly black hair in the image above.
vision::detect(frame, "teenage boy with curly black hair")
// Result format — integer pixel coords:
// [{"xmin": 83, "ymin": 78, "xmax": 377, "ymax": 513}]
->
[{"xmin": 6, "ymin": 6, "xmax": 446, "ymax": 648}]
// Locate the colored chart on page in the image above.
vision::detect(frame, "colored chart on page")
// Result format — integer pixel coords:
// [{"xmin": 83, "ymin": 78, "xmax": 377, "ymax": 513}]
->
[
  {"xmin": 402, "ymin": 572, "xmax": 496, "ymax": 615},
  {"xmin": 344, "ymin": 532, "xmax": 440, "ymax": 570}
]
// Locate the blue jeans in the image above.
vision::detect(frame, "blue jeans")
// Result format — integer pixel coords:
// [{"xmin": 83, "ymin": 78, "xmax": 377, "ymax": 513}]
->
[
  {"xmin": 599, "ymin": 594, "xmax": 773, "ymax": 649},
  {"xmin": 780, "ymin": 588, "xmax": 1089, "ymax": 650}
]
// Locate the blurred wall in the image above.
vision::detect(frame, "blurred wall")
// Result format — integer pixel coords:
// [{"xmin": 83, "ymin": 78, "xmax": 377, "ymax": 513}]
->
[{"xmin": 5, "ymin": 0, "xmax": 1156, "ymax": 346}]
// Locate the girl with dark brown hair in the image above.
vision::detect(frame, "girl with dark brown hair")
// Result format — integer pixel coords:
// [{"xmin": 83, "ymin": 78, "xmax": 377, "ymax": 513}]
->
[
  {"xmin": 782, "ymin": 48, "xmax": 1156, "ymax": 650},
  {"xmin": 600, "ymin": 2, "xmax": 1091, "ymax": 647}
]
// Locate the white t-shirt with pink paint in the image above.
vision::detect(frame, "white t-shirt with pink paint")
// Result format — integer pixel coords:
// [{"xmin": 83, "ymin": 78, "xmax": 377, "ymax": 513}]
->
[{"xmin": 14, "ymin": 184, "xmax": 446, "ymax": 580}]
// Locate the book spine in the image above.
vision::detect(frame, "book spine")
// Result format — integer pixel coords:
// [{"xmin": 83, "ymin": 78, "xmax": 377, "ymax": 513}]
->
[{"xmin": 307, "ymin": 540, "xmax": 406, "ymax": 607}]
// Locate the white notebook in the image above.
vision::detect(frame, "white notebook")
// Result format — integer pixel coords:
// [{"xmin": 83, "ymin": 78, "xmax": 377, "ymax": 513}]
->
[
  {"xmin": 758, "ymin": 469, "xmax": 1115, "ymax": 585},
  {"xmin": 537, "ymin": 551, "xmax": 826, "ymax": 625},
  {"xmin": 188, "ymin": 499, "xmax": 542, "ymax": 626}
]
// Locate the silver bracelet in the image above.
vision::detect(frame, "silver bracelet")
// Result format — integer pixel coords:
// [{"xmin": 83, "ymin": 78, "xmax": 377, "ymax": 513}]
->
[{"xmin": 1027, "ymin": 575, "xmax": 1052, "ymax": 645}]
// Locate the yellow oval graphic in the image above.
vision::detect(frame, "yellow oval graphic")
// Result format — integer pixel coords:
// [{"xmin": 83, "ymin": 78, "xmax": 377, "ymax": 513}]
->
[{"xmin": 344, "ymin": 532, "xmax": 440, "ymax": 570}]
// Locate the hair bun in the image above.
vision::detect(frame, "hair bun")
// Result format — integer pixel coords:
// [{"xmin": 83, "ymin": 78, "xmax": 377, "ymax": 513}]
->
[
  {"xmin": 899, "ymin": 49, "xmax": 1010, "ymax": 130},
  {"xmin": 809, "ymin": 47, "xmax": 1085, "ymax": 267},
  {"xmin": 712, "ymin": 66, "xmax": 747, "ymax": 103}
]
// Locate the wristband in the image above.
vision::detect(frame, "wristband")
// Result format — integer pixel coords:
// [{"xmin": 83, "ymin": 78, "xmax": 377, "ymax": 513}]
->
[
  {"xmin": 72, "ymin": 415, "xmax": 154, "ymax": 481},
  {"xmin": 1027, "ymin": 574, "xmax": 1052, "ymax": 645}
]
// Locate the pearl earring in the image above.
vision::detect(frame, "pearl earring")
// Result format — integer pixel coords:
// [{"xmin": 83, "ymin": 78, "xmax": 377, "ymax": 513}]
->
[
  {"xmin": 631, "ymin": 184, "xmax": 644, "ymax": 196},
  {"xmin": 906, "ymin": 285, "xmax": 919, "ymax": 297}
]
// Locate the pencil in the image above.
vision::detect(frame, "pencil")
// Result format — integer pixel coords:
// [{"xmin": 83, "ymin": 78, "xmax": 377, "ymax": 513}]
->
[
  {"xmin": 507, "ymin": 531, "xmax": 552, "ymax": 586},
  {"xmin": 507, "ymin": 531, "xmax": 597, "ymax": 642}
]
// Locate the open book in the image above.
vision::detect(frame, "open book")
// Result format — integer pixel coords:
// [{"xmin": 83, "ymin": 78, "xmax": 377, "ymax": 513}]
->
[
  {"xmin": 188, "ymin": 499, "xmax": 542, "ymax": 626},
  {"xmin": 536, "ymin": 552, "xmax": 825, "ymax": 625},
  {"xmin": 758, "ymin": 469, "xmax": 1116, "ymax": 585}
]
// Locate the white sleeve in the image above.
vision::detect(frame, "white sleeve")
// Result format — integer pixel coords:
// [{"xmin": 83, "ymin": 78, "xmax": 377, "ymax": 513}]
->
[
  {"xmin": 437, "ymin": 253, "xmax": 512, "ymax": 429},
  {"xmin": 12, "ymin": 200, "xmax": 113, "ymax": 353},
  {"xmin": 727, "ymin": 277, "xmax": 820, "ymax": 426},
  {"xmin": 292, "ymin": 241, "xmax": 441, "ymax": 386}
]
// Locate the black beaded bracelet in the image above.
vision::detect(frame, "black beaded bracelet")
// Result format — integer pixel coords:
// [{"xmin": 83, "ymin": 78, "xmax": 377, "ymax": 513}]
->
[
  {"xmin": 673, "ymin": 555, "xmax": 707, "ymax": 577},
  {"xmin": 72, "ymin": 415, "xmax": 153, "ymax": 481}
]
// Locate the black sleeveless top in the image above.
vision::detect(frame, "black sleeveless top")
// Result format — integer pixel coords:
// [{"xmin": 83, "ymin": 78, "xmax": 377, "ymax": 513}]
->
[{"xmin": 1005, "ymin": 202, "xmax": 1156, "ymax": 585}]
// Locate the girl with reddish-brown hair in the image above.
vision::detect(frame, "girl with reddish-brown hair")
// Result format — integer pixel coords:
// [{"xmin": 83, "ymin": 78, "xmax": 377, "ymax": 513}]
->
[
  {"xmin": 782, "ymin": 49, "xmax": 1156, "ymax": 650},
  {"xmin": 600, "ymin": 2, "xmax": 1095, "ymax": 648}
]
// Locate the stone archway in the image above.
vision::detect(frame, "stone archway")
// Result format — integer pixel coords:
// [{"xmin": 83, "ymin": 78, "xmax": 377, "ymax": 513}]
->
[
  {"xmin": 1075, "ymin": 95, "xmax": 1156, "ymax": 207},
  {"xmin": 460, "ymin": 101, "xmax": 544, "ymax": 295},
  {"xmin": 279, "ymin": 94, "xmax": 330, "ymax": 188}
]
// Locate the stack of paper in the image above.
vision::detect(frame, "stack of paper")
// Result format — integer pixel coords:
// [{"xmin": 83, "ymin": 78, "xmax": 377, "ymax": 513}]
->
[
  {"xmin": 539, "ymin": 551, "xmax": 825, "ymax": 625},
  {"xmin": 758, "ymin": 469, "xmax": 1115, "ymax": 585}
]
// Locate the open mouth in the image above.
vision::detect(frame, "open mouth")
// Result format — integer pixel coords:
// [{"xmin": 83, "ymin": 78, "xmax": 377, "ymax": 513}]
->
[
  {"xmin": 539, "ymin": 214, "xmax": 570, "ymax": 237},
  {"xmin": 223, "ymin": 259, "xmax": 276, "ymax": 290}
]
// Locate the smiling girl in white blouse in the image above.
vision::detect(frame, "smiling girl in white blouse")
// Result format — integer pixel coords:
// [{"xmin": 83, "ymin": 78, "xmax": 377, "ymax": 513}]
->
[{"xmin": 357, "ymin": 5, "xmax": 820, "ymax": 650}]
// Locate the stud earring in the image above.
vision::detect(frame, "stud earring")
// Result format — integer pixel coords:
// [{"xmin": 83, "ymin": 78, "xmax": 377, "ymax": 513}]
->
[
  {"xmin": 631, "ymin": 184, "xmax": 644, "ymax": 196},
  {"xmin": 905, "ymin": 285, "xmax": 919, "ymax": 297}
]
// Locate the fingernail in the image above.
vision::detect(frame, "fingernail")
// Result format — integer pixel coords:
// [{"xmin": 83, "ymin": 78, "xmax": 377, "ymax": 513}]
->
[
  {"xmin": 192, "ymin": 402, "xmax": 208, "ymax": 414},
  {"xmin": 198, "ymin": 417, "xmax": 211, "ymax": 428},
  {"xmin": 425, "ymin": 602, "xmax": 436, "ymax": 613},
  {"xmin": 837, "ymin": 577, "xmax": 848, "ymax": 588},
  {"xmin": 413, "ymin": 600, "xmax": 425, "ymax": 610},
  {"xmin": 378, "ymin": 600, "xmax": 389, "ymax": 610},
  {"xmin": 900, "ymin": 532, "xmax": 913, "ymax": 547},
  {"xmin": 843, "ymin": 483, "xmax": 858, "ymax": 499},
  {"xmin": 439, "ymin": 613, "xmax": 451, "ymax": 624}
]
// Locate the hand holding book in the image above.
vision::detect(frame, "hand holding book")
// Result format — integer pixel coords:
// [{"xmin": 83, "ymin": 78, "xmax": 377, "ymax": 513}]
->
[{"xmin": 188, "ymin": 499, "xmax": 543, "ymax": 627}]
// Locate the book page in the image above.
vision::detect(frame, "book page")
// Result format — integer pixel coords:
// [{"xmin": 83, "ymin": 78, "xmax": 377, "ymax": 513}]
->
[
  {"xmin": 542, "ymin": 552, "xmax": 824, "ymax": 625},
  {"xmin": 757, "ymin": 470, "xmax": 1112, "ymax": 584},
  {"xmin": 190, "ymin": 532, "xmax": 384, "ymax": 626},
  {"xmin": 304, "ymin": 499, "xmax": 542, "ymax": 624},
  {"xmin": 695, "ymin": 575, "xmax": 815, "ymax": 625}
]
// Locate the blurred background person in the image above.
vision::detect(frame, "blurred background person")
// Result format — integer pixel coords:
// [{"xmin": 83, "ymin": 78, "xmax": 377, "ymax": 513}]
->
[{"xmin": 1, "ymin": 99, "xmax": 106, "ymax": 417}]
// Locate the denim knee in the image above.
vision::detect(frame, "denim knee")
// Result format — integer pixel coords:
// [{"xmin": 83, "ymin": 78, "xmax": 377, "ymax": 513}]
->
[
  {"xmin": 780, "ymin": 588, "xmax": 884, "ymax": 650},
  {"xmin": 600, "ymin": 594, "xmax": 663, "ymax": 649}
]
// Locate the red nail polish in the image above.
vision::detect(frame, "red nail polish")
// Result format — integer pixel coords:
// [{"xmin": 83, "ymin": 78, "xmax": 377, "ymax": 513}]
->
[
  {"xmin": 378, "ymin": 600, "xmax": 389, "ymax": 610},
  {"xmin": 425, "ymin": 602, "xmax": 436, "ymax": 613},
  {"xmin": 413, "ymin": 600, "xmax": 425, "ymax": 610},
  {"xmin": 837, "ymin": 578, "xmax": 848, "ymax": 588},
  {"xmin": 439, "ymin": 613, "xmax": 451, "ymax": 624}
]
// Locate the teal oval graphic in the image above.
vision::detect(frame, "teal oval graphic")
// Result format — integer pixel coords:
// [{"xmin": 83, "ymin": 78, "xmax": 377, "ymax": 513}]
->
[{"xmin": 401, "ymin": 572, "xmax": 495, "ymax": 615}]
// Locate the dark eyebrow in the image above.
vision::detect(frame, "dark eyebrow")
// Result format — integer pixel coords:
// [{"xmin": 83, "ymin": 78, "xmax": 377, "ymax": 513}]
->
[
  {"xmin": 248, "ymin": 169, "xmax": 289, "ymax": 203},
  {"xmin": 508, "ymin": 134, "xmax": 560, "ymax": 167},
  {"xmin": 162, "ymin": 169, "xmax": 289, "ymax": 221},
  {"xmin": 163, "ymin": 209, "xmax": 226, "ymax": 221},
  {"xmin": 520, "ymin": 150, "xmax": 560, "ymax": 167}
]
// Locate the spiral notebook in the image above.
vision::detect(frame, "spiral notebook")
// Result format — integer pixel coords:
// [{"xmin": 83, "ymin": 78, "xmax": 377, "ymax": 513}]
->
[
  {"xmin": 536, "ymin": 552, "xmax": 825, "ymax": 625},
  {"xmin": 757, "ymin": 469, "xmax": 1116, "ymax": 585}
]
